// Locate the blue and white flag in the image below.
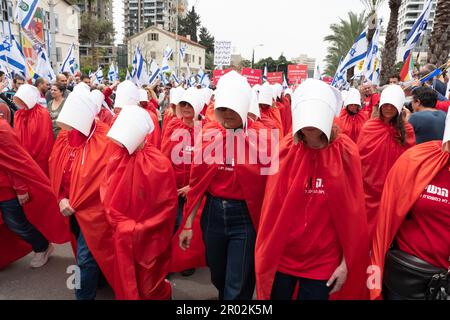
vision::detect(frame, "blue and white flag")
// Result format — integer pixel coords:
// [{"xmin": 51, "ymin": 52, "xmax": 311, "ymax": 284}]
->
[
  {"xmin": 335, "ymin": 28, "xmax": 369, "ymax": 78},
  {"xmin": 171, "ymin": 72, "xmax": 181, "ymax": 86},
  {"xmin": 108, "ymin": 63, "xmax": 116, "ymax": 82},
  {"xmin": 148, "ymin": 60, "xmax": 161, "ymax": 85},
  {"xmin": 34, "ymin": 47, "xmax": 56, "ymax": 82},
  {"xmin": 126, "ymin": 69, "xmax": 131, "ymax": 81},
  {"xmin": 179, "ymin": 44, "xmax": 187, "ymax": 61},
  {"xmin": 201, "ymin": 74, "xmax": 211, "ymax": 88},
  {"xmin": 161, "ymin": 45, "xmax": 173, "ymax": 73},
  {"xmin": 262, "ymin": 64, "xmax": 268, "ymax": 83},
  {"xmin": 114, "ymin": 64, "xmax": 119, "ymax": 81},
  {"xmin": 314, "ymin": 64, "xmax": 322, "ymax": 80},
  {"xmin": 91, "ymin": 66, "xmax": 103, "ymax": 85},
  {"xmin": 0, "ymin": 34, "xmax": 26, "ymax": 77},
  {"xmin": 189, "ymin": 75, "xmax": 197, "ymax": 87},
  {"xmin": 160, "ymin": 72, "xmax": 169, "ymax": 86},
  {"xmin": 197, "ymin": 67, "xmax": 206, "ymax": 85},
  {"xmin": 363, "ymin": 18, "xmax": 382, "ymax": 81},
  {"xmin": 282, "ymin": 74, "xmax": 288, "ymax": 90},
  {"xmin": 15, "ymin": 0, "xmax": 39, "ymax": 29},
  {"xmin": 60, "ymin": 44, "xmax": 76, "ymax": 75},
  {"xmin": 131, "ymin": 47, "xmax": 149, "ymax": 86},
  {"xmin": 401, "ymin": 0, "xmax": 433, "ymax": 61}
]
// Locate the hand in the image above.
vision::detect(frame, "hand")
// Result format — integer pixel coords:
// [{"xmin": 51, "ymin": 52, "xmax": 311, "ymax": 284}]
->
[
  {"xmin": 59, "ymin": 198, "xmax": 75, "ymax": 217},
  {"xmin": 443, "ymin": 142, "xmax": 450, "ymax": 153},
  {"xmin": 177, "ymin": 186, "xmax": 190, "ymax": 198},
  {"xmin": 111, "ymin": 81, "xmax": 120, "ymax": 90},
  {"xmin": 179, "ymin": 229, "xmax": 193, "ymax": 251},
  {"xmin": 0, "ymin": 80, "xmax": 8, "ymax": 92},
  {"xmin": 402, "ymin": 107, "xmax": 412, "ymax": 121},
  {"xmin": 17, "ymin": 193, "xmax": 30, "ymax": 205},
  {"xmin": 327, "ymin": 258, "xmax": 348, "ymax": 295}
]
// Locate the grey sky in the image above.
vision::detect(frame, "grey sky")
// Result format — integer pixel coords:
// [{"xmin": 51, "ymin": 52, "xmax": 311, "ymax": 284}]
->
[{"xmin": 113, "ymin": 0, "xmax": 390, "ymax": 65}]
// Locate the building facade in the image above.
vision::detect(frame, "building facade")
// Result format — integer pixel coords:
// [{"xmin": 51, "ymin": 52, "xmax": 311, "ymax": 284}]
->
[
  {"xmin": 124, "ymin": 0, "xmax": 188, "ymax": 38},
  {"xmin": 292, "ymin": 54, "xmax": 316, "ymax": 78},
  {"xmin": 127, "ymin": 26, "xmax": 205, "ymax": 76},
  {"xmin": 397, "ymin": 0, "xmax": 437, "ymax": 63},
  {"xmin": 0, "ymin": 0, "xmax": 80, "ymax": 74}
]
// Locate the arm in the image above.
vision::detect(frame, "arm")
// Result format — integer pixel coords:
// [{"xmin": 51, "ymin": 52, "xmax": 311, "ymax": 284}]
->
[{"xmin": 178, "ymin": 197, "xmax": 202, "ymax": 251}]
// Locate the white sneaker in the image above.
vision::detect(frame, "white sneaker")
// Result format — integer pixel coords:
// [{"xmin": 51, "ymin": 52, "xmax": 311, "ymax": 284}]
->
[{"xmin": 30, "ymin": 244, "xmax": 54, "ymax": 268}]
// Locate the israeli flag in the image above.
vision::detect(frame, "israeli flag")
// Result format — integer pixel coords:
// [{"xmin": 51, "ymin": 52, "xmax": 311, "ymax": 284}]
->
[
  {"xmin": 335, "ymin": 28, "xmax": 369, "ymax": 77},
  {"xmin": 34, "ymin": 47, "xmax": 56, "ymax": 82},
  {"xmin": 0, "ymin": 34, "xmax": 26, "ymax": 77},
  {"xmin": 171, "ymin": 72, "xmax": 181, "ymax": 86},
  {"xmin": 15, "ymin": 0, "xmax": 39, "ymax": 30},
  {"xmin": 126, "ymin": 69, "xmax": 132, "ymax": 81},
  {"xmin": 148, "ymin": 60, "xmax": 161, "ymax": 85},
  {"xmin": 161, "ymin": 45, "xmax": 173, "ymax": 73},
  {"xmin": 95, "ymin": 66, "xmax": 103, "ymax": 84},
  {"xmin": 282, "ymin": 74, "xmax": 288, "ymax": 90},
  {"xmin": 131, "ymin": 47, "xmax": 149, "ymax": 86},
  {"xmin": 179, "ymin": 44, "xmax": 187, "ymax": 61},
  {"xmin": 262, "ymin": 64, "xmax": 268, "ymax": 83},
  {"xmin": 197, "ymin": 67, "xmax": 206, "ymax": 85},
  {"xmin": 108, "ymin": 63, "xmax": 116, "ymax": 82},
  {"xmin": 60, "ymin": 44, "xmax": 76, "ymax": 75},
  {"xmin": 201, "ymin": 74, "xmax": 211, "ymax": 88},
  {"xmin": 401, "ymin": 0, "xmax": 433, "ymax": 61},
  {"xmin": 115, "ymin": 64, "xmax": 119, "ymax": 81},
  {"xmin": 363, "ymin": 19, "xmax": 382, "ymax": 81}
]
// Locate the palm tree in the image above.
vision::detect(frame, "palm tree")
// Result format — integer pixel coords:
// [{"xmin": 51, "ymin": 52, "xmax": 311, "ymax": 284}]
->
[
  {"xmin": 361, "ymin": 0, "xmax": 386, "ymax": 41},
  {"xmin": 428, "ymin": 0, "xmax": 450, "ymax": 66},
  {"xmin": 324, "ymin": 12, "xmax": 368, "ymax": 76},
  {"xmin": 380, "ymin": 0, "xmax": 402, "ymax": 84}
]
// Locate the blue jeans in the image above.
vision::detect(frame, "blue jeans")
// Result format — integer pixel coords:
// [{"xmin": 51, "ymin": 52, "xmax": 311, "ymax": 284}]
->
[
  {"xmin": 200, "ymin": 194, "xmax": 256, "ymax": 300},
  {"xmin": 271, "ymin": 272, "xmax": 331, "ymax": 300},
  {"xmin": 74, "ymin": 219, "xmax": 100, "ymax": 300},
  {"xmin": 0, "ymin": 198, "xmax": 49, "ymax": 252}
]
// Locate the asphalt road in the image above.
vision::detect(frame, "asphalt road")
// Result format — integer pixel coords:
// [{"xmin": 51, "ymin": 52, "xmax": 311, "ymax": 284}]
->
[{"xmin": 0, "ymin": 243, "xmax": 218, "ymax": 300}]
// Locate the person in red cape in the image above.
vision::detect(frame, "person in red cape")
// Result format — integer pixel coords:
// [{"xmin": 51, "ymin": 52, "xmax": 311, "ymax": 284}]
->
[
  {"xmin": 13, "ymin": 84, "xmax": 54, "ymax": 174},
  {"xmin": 357, "ymin": 85, "xmax": 416, "ymax": 241},
  {"xmin": 101, "ymin": 105, "xmax": 177, "ymax": 300},
  {"xmin": 0, "ymin": 119, "xmax": 70, "ymax": 269},
  {"xmin": 161, "ymin": 87, "xmax": 208, "ymax": 274},
  {"xmin": 255, "ymin": 79, "xmax": 370, "ymax": 301},
  {"xmin": 258, "ymin": 84, "xmax": 283, "ymax": 134},
  {"xmin": 91, "ymin": 89, "xmax": 115, "ymax": 127},
  {"xmin": 360, "ymin": 81, "xmax": 380, "ymax": 118},
  {"xmin": 49, "ymin": 90, "xmax": 115, "ymax": 300},
  {"xmin": 161, "ymin": 86, "xmax": 185, "ymax": 136},
  {"xmin": 370, "ymin": 113, "xmax": 450, "ymax": 300},
  {"xmin": 179, "ymin": 71, "xmax": 273, "ymax": 300},
  {"xmin": 281, "ymin": 88, "xmax": 293, "ymax": 135},
  {"xmin": 139, "ymin": 89, "xmax": 161, "ymax": 149},
  {"xmin": 338, "ymin": 88, "xmax": 369, "ymax": 143}
]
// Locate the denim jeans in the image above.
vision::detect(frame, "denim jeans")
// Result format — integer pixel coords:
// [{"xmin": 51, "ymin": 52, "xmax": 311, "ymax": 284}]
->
[
  {"xmin": 173, "ymin": 196, "xmax": 185, "ymax": 235},
  {"xmin": 72, "ymin": 217, "xmax": 100, "ymax": 300},
  {"xmin": 271, "ymin": 272, "xmax": 331, "ymax": 300},
  {"xmin": 200, "ymin": 194, "xmax": 256, "ymax": 300},
  {"xmin": 0, "ymin": 198, "xmax": 49, "ymax": 252}
]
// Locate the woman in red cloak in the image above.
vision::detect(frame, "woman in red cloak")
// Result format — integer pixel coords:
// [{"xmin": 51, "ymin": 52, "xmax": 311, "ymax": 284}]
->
[
  {"xmin": 258, "ymin": 84, "xmax": 283, "ymax": 135},
  {"xmin": 49, "ymin": 90, "xmax": 114, "ymax": 300},
  {"xmin": 13, "ymin": 84, "xmax": 54, "ymax": 174},
  {"xmin": 162, "ymin": 86, "xmax": 185, "ymax": 136},
  {"xmin": 370, "ymin": 112, "xmax": 450, "ymax": 300},
  {"xmin": 139, "ymin": 88, "xmax": 161, "ymax": 149},
  {"xmin": 0, "ymin": 118, "xmax": 70, "ymax": 269},
  {"xmin": 338, "ymin": 88, "xmax": 369, "ymax": 143},
  {"xmin": 357, "ymin": 85, "xmax": 416, "ymax": 241},
  {"xmin": 255, "ymin": 79, "xmax": 370, "ymax": 301},
  {"xmin": 179, "ymin": 71, "xmax": 272, "ymax": 300},
  {"xmin": 101, "ymin": 105, "xmax": 177, "ymax": 300}
]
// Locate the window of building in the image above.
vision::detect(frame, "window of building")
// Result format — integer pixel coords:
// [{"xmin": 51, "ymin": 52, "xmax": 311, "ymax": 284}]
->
[
  {"xmin": 148, "ymin": 33, "xmax": 159, "ymax": 41},
  {"xmin": 1, "ymin": 0, "xmax": 13, "ymax": 21},
  {"xmin": 199, "ymin": 57, "xmax": 201, "ymax": 65},
  {"xmin": 150, "ymin": 51, "xmax": 156, "ymax": 59},
  {"xmin": 184, "ymin": 53, "xmax": 190, "ymax": 63},
  {"xmin": 191, "ymin": 55, "xmax": 195, "ymax": 63}
]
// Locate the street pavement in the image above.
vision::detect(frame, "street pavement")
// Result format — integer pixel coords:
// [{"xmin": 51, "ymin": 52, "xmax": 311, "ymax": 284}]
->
[{"xmin": 0, "ymin": 243, "xmax": 218, "ymax": 300}]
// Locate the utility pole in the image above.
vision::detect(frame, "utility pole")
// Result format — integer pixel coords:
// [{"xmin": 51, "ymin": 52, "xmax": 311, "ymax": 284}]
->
[
  {"xmin": 175, "ymin": 0, "xmax": 180, "ymax": 77},
  {"xmin": 48, "ymin": 0, "xmax": 57, "ymax": 71}
]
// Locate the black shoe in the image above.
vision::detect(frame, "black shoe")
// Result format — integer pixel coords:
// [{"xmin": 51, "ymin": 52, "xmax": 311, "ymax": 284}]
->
[{"xmin": 180, "ymin": 268, "xmax": 196, "ymax": 277}]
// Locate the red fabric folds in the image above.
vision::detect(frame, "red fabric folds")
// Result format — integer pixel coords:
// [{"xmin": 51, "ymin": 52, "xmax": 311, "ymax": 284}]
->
[{"xmin": 338, "ymin": 109, "xmax": 369, "ymax": 143}]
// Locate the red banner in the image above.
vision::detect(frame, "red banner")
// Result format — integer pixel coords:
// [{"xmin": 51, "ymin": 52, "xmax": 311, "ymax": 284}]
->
[
  {"xmin": 322, "ymin": 76, "xmax": 334, "ymax": 85},
  {"xmin": 288, "ymin": 64, "xmax": 308, "ymax": 84},
  {"xmin": 267, "ymin": 72, "xmax": 283, "ymax": 85},
  {"xmin": 241, "ymin": 68, "xmax": 263, "ymax": 87},
  {"xmin": 212, "ymin": 69, "xmax": 232, "ymax": 85}
]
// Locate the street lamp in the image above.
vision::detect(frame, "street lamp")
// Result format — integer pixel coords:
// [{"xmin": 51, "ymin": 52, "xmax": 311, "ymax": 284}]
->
[{"xmin": 251, "ymin": 44, "xmax": 264, "ymax": 69}]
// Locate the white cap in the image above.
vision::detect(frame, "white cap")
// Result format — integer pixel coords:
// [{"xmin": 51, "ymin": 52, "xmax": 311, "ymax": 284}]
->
[
  {"xmin": 115, "ymin": 80, "xmax": 139, "ymax": 109},
  {"xmin": 215, "ymin": 70, "xmax": 251, "ymax": 126},
  {"xmin": 90, "ymin": 90, "xmax": 106, "ymax": 114},
  {"xmin": 249, "ymin": 90, "xmax": 261, "ymax": 119},
  {"xmin": 291, "ymin": 79, "xmax": 342, "ymax": 141},
  {"xmin": 180, "ymin": 87, "xmax": 203, "ymax": 118},
  {"xmin": 107, "ymin": 105, "xmax": 154, "ymax": 155},
  {"xmin": 139, "ymin": 89, "xmax": 148, "ymax": 102},
  {"xmin": 14, "ymin": 84, "xmax": 40, "ymax": 109},
  {"xmin": 56, "ymin": 90, "xmax": 97, "ymax": 136},
  {"xmin": 170, "ymin": 86, "xmax": 185, "ymax": 105},
  {"xmin": 284, "ymin": 88, "xmax": 293, "ymax": 97},
  {"xmin": 272, "ymin": 83, "xmax": 283, "ymax": 100},
  {"xmin": 443, "ymin": 111, "xmax": 450, "ymax": 145},
  {"xmin": 200, "ymin": 88, "xmax": 213, "ymax": 106},
  {"xmin": 258, "ymin": 84, "xmax": 274, "ymax": 106},
  {"xmin": 344, "ymin": 88, "xmax": 362, "ymax": 107},
  {"xmin": 73, "ymin": 82, "xmax": 91, "ymax": 94},
  {"xmin": 379, "ymin": 85, "xmax": 405, "ymax": 114}
]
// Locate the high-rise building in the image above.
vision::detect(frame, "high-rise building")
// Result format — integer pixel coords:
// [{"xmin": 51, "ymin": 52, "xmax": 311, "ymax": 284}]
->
[
  {"xmin": 76, "ymin": 0, "xmax": 113, "ymax": 20},
  {"xmin": 397, "ymin": 0, "xmax": 437, "ymax": 62},
  {"xmin": 124, "ymin": 0, "xmax": 188, "ymax": 38}
]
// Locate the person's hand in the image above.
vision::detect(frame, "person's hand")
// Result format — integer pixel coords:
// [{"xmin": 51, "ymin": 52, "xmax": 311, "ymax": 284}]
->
[
  {"xmin": 0, "ymin": 79, "xmax": 8, "ymax": 92},
  {"xmin": 443, "ymin": 142, "xmax": 450, "ymax": 153},
  {"xmin": 59, "ymin": 198, "xmax": 75, "ymax": 217},
  {"xmin": 111, "ymin": 81, "xmax": 120, "ymax": 90},
  {"xmin": 17, "ymin": 193, "xmax": 30, "ymax": 205},
  {"xmin": 402, "ymin": 107, "xmax": 412, "ymax": 121},
  {"xmin": 327, "ymin": 258, "xmax": 348, "ymax": 295},
  {"xmin": 179, "ymin": 228, "xmax": 193, "ymax": 251},
  {"xmin": 177, "ymin": 186, "xmax": 190, "ymax": 198}
]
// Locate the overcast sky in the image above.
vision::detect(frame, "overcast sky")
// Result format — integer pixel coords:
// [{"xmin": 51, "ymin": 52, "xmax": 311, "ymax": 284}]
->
[{"xmin": 113, "ymin": 0, "xmax": 390, "ymax": 65}]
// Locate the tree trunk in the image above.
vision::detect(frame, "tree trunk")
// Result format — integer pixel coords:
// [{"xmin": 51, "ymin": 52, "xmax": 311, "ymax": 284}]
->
[
  {"xmin": 428, "ymin": 0, "xmax": 450, "ymax": 66},
  {"xmin": 381, "ymin": 0, "xmax": 402, "ymax": 85}
]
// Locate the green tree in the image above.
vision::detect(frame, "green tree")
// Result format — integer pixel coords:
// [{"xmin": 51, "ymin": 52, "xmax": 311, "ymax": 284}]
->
[
  {"xmin": 179, "ymin": 6, "xmax": 201, "ymax": 42},
  {"xmin": 380, "ymin": 0, "xmax": 402, "ymax": 85},
  {"xmin": 199, "ymin": 26, "xmax": 215, "ymax": 54},
  {"xmin": 205, "ymin": 52, "xmax": 214, "ymax": 71},
  {"xmin": 428, "ymin": 0, "xmax": 450, "ymax": 66},
  {"xmin": 324, "ymin": 11, "xmax": 368, "ymax": 77}
]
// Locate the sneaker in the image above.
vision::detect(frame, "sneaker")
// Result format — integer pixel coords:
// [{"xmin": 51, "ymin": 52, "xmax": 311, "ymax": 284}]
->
[
  {"xmin": 30, "ymin": 244, "xmax": 54, "ymax": 268},
  {"xmin": 180, "ymin": 268, "xmax": 196, "ymax": 277}
]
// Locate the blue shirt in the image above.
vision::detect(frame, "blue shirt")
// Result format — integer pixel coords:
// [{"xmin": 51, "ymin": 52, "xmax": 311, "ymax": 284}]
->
[{"xmin": 408, "ymin": 110, "xmax": 447, "ymax": 144}]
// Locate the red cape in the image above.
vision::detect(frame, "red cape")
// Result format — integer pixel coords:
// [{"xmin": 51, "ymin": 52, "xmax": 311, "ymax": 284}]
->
[
  {"xmin": 357, "ymin": 119, "xmax": 416, "ymax": 240},
  {"xmin": 338, "ymin": 109, "xmax": 369, "ymax": 143},
  {"xmin": 255, "ymin": 133, "xmax": 370, "ymax": 300},
  {"xmin": 48, "ymin": 121, "xmax": 116, "ymax": 291},
  {"xmin": 0, "ymin": 119, "xmax": 70, "ymax": 269},
  {"xmin": 370, "ymin": 141, "xmax": 449, "ymax": 300},
  {"xmin": 205, "ymin": 101, "xmax": 216, "ymax": 122},
  {"xmin": 98, "ymin": 108, "xmax": 114, "ymax": 127},
  {"xmin": 100, "ymin": 144, "xmax": 177, "ymax": 300},
  {"xmin": 162, "ymin": 109, "xmax": 176, "ymax": 138},
  {"xmin": 277, "ymin": 99, "xmax": 292, "ymax": 137},
  {"xmin": 14, "ymin": 104, "xmax": 54, "ymax": 174},
  {"xmin": 260, "ymin": 105, "xmax": 283, "ymax": 137}
]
